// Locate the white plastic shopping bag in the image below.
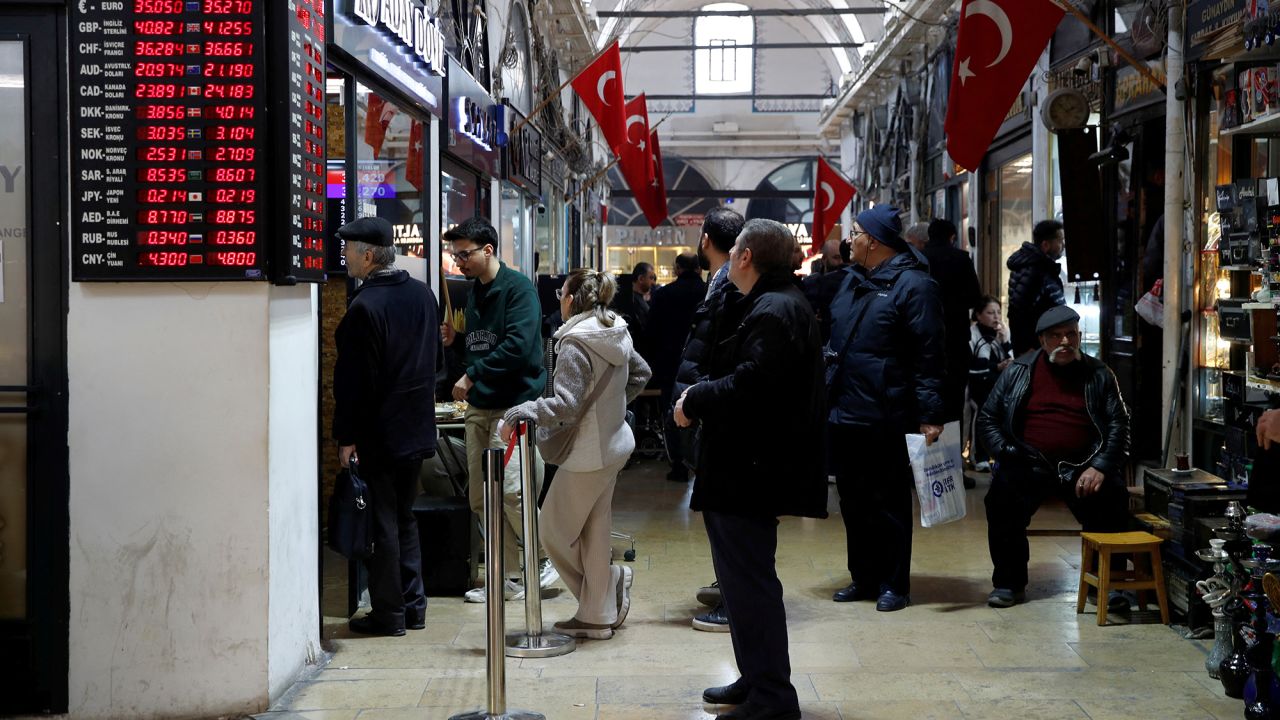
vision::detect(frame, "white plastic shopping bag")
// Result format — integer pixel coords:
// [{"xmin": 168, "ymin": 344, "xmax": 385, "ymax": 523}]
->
[{"xmin": 906, "ymin": 421, "xmax": 967, "ymax": 528}]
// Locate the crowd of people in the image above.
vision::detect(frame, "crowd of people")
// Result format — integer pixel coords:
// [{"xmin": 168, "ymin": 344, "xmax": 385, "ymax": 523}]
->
[{"xmin": 326, "ymin": 210, "xmax": 1280, "ymax": 720}]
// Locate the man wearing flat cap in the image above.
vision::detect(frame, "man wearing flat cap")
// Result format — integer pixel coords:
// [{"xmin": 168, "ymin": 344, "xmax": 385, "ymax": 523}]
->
[
  {"xmin": 977, "ymin": 305, "xmax": 1131, "ymax": 610},
  {"xmin": 332, "ymin": 216, "xmax": 440, "ymax": 636},
  {"xmin": 826, "ymin": 205, "xmax": 946, "ymax": 612}
]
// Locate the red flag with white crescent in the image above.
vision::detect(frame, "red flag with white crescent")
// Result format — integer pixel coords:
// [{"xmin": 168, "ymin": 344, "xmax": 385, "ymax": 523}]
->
[
  {"xmin": 618, "ymin": 94, "xmax": 654, "ymax": 187},
  {"xmin": 944, "ymin": 0, "xmax": 1064, "ymax": 171},
  {"xmin": 811, "ymin": 157, "xmax": 856, "ymax": 249},
  {"xmin": 570, "ymin": 41, "xmax": 627, "ymax": 153},
  {"xmin": 636, "ymin": 128, "xmax": 668, "ymax": 228}
]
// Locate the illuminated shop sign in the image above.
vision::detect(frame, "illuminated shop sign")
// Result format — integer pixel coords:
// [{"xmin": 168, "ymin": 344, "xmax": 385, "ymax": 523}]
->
[
  {"xmin": 456, "ymin": 96, "xmax": 499, "ymax": 151},
  {"xmin": 349, "ymin": 0, "xmax": 446, "ymax": 76}
]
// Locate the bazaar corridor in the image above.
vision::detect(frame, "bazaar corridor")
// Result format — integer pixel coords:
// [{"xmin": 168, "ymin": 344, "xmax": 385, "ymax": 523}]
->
[{"xmin": 261, "ymin": 461, "xmax": 1236, "ymax": 720}]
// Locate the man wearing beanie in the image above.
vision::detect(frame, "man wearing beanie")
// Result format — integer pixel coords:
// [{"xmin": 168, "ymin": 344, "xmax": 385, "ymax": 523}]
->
[
  {"xmin": 333, "ymin": 216, "xmax": 440, "ymax": 636},
  {"xmin": 826, "ymin": 205, "xmax": 946, "ymax": 612}
]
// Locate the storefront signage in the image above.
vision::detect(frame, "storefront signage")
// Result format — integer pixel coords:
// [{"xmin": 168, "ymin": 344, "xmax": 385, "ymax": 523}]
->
[
  {"xmin": 446, "ymin": 56, "xmax": 499, "ymax": 176},
  {"xmin": 349, "ymin": 0, "xmax": 446, "ymax": 77},
  {"xmin": 333, "ymin": 0, "xmax": 445, "ymax": 117},
  {"xmin": 501, "ymin": 102, "xmax": 542, "ymax": 191},
  {"xmin": 673, "ymin": 214, "xmax": 705, "ymax": 227},
  {"xmin": 1112, "ymin": 60, "xmax": 1167, "ymax": 116},
  {"xmin": 1045, "ymin": 67, "xmax": 1103, "ymax": 111},
  {"xmin": 1188, "ymin": 0, "xmax": 1247, "ymax": 59}
]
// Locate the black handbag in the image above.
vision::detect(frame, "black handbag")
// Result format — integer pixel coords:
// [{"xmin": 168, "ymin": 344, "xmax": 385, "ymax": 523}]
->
[{"xmin": 327, "ymin": 459, "xmax": 373, "ymax": 560}]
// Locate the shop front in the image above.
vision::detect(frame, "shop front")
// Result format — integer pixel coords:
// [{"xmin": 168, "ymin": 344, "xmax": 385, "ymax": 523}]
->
[
  {"xmin": 442, "ymin": 56, "xmax": 499, "ymax": 275},
  {"xmin": 499, "ymin": 102, "xmax": 542, "ymax": 278}
]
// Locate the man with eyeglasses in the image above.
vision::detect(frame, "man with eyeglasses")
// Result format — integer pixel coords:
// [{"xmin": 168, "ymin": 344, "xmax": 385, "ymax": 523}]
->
[
  {"xmin": 439, "ymin": 217, "xmax": 557, "ymax": 603},
  {"xmin": 977, "ymin": 305, "xmax": 1131, "ymax": 610}
]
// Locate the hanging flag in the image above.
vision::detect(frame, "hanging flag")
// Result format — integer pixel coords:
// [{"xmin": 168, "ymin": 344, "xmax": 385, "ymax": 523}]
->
[
  {"xmin": 618, "ymin": 94, "xmax": 654, "ymax": 187},
  {"xmin": 944, "ymin": 0, "xmax": 1065, "ymax": 171},
  {"xmin": 363, "ymin": 92, "xmax": 396, "ymax": 159},
  {"xmin": 570, "ymin": 40, "xmax": 627, "ymax": 153},
  {"xmin": 636, "ymin": 128, "xmax": 669, "ymax": 228},
  {"xmin": 406, "ymin": 119, "xmax": 424, "ymax": 191},
  {"xmin": 811, "ymin": 157, "xmax": 856, "ymax": 248}
]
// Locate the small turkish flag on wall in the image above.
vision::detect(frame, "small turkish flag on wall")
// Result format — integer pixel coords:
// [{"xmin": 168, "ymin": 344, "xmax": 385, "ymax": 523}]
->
[
  {"xmin": 570, "ymin": 41, "xmax": 627, "ymax": 153},
  {"xmin": 944, "ymin": 0, "xmax": 1064, "ymax": 171},
  {"xmin": 811, "ymin": 157, "xmax": 855, "ymax": 249}
]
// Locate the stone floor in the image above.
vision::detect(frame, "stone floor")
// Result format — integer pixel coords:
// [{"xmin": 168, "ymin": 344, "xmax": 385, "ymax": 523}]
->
[{"xmin": 262, "ymin": 460, "xmax": 1242, "ymax": 720}]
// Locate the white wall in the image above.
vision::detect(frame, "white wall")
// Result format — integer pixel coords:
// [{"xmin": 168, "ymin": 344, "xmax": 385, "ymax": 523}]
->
[{"xmin": 67, "ymin": 281, "xmax": 321, "ymax": 719}]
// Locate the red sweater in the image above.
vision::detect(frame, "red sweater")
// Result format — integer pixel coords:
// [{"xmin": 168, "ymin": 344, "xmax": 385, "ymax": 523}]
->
[{"xmin": 1021, "ymin": 354, "xmax": 1096, "ymax": 463}]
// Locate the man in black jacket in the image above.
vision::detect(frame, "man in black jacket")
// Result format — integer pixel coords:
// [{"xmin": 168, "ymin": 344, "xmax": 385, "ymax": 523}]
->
[
  {"xmin": 333, "ymin": 217, "xmax": 439, "ymax": 637},
  {"xmin": 977, "ymin": 306, "xmax": 1131, "ymax": 609},
  {"xmin": 675, "ymin": 218, "xmax": 826, "ymax": 720},
  {"xmin": 1006, "ymin": 220, "xmax": 1067, "ymax": 355},
  {"xmin": 923, "ymin": 219, "xmax": 983, "ymax": 425},
  {"xmin": 827, "ymin": 205, "xmax": 946, "ymax": 612},
  {"xmin": 647, "ymin": 253, "xmax": 707, "ymax": 482}
]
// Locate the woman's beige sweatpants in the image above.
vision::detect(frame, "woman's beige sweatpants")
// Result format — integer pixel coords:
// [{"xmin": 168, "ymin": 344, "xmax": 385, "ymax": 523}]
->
[{"xmin": 541, "ymin": 458, "xmax": 628, "ymax": 625}]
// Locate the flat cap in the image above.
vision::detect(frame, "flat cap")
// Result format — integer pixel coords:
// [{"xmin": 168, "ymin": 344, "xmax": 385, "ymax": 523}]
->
[
  {"xmin": 336, "ymin": 216, "xmax": 394, "ymax": 247},
  {"xmin": 1036, "ymin": 305, "xmax": 1081, "ymax": 334}
]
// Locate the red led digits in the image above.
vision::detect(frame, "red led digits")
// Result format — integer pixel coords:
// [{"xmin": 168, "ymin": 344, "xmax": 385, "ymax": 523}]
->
[
  {"xmin": 203, "ymin": 63, "xmax": 255, "ymax": 78},
  {"xmin": 134, "ymin": 0, "xmax": 184, "ymax": 12},
  {"xmin": 133, "ymin": 21, "xmax": 183, "ymax": 35},
  {"xmin": 135, "ymin": 83, "xmax": 184, "ymax": 99},
  {"xmin": 206, "ymin": 251, "xmax": 257, "ymax": 267},
  {"xmin": 137, "ymin": 146, "xmax": 188, "ymax": 162},
  {"xmin": 136, "ymin": 167, "xmax": 188, "ymax": 183},
  {"xmin": 210, "ymin": 230, "xmax": 257, "ymax": 245},
  {"xmin": 211, "ymin": 188, "xmax": 256, "ymax": 203},
  {"xmin": 203, "ymin": 83, "xmax": 254, "ymax": 99},
  {"xmin": 136, "ymin": 125, "xmax": 187, "ymax": 141},
  {"xmin": 203, "ymin": 42, "xmax": 254, "ymax": 57},
  {"xmin": 203, "ymin": 0, "xmax": 254, "ymax": 13},
  {"xmin": 204, "ymin": 105, "xmax": 255, "ymax": 119},
  {"xmin": 211, "ymin": 209, "xmax": 256, "ymax": 224},
  {"xmin": 137, "ymin": 188, "xmax": 190, "ymax": 203},
  {"xmin": 135, "ymin": 63, "xmax": 187, "ymax": 77},
  {"xmin": 137, "ymin": 209, "xmax": 191, "ymax": 225},
  {"xmin": 137, "ymin": 231, "xmax": 190, "ymax": 246},
  {"xmin": 202, "ymin": 20, "xmax": 253, "ymax": 35},
  {"xmin": 137, "ymin": 252, "xmax": 190, "ymax": 267},
  {"xmin": 208, "ymin": 167, "xmax": 257, "ymax": 182},
  {"xmin": 207, "ymin": 125, "xmax": 255, "ymax": 141},
  {"xmin": 209, "ymin": 146, "xmax": 256, "ymax": 162},
  {"xmin": 136, "ymin": 105, "xmax": 186, "ymax": 119},
  {"xmin": 135, "ymin": 41, "xmax": 185, "ymax": 56}
]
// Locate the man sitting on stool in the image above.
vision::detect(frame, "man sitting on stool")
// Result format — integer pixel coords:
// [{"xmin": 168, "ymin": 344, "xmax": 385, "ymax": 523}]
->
[{"xmin": 977, "ymin": 305, "xmax": 1131, "ymax": 609}]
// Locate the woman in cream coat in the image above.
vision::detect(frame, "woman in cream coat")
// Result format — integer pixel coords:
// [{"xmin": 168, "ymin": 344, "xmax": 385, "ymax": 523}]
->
[{"xmin": 502, "ymin": 269, "xmax": 651, "ymax": 639}]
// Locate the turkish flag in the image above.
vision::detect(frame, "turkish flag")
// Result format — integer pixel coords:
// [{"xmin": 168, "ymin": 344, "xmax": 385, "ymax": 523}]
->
[
  {"xmin": 570, "ymin": 41, "xmax": 627, "ymax": 153},
  {"xmin": 635, "ymin": 128, "xmax": 668, "ymax": 228},
  {"xmin": 363, "ymin": 93, "xmax": 396, "ymax": 159},
  {"xmin": 618, "ymin": 94, "xmax": 654, "ymax": 187},
  {"xmin": 406, "ymin": 119, "xmax": 424, "ymax": 191},
  {"xmin": 811, "ymin": 157, "xmax": 856, "ymax": 249},
  {"xmin": 944, "ymin": 0, "xmax": 1064, "ymax": 171}
]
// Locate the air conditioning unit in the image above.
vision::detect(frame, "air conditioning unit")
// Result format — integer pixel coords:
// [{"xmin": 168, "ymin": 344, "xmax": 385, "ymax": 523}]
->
[{"xmin": 712, "ymin": 121, "xmax": 739, "ymax": 133}]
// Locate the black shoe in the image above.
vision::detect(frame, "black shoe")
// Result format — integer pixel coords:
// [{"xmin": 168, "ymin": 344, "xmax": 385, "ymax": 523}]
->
[
  {"xmin": 692, "ymin": 603, "xmax": 730, "ymax": 632},
  {"xmin": 832, "ymin": 581, "xmax": 877, "ymax": 602},
  {"xmin": 405, "ymin": 612, "xmax": 426, "ymax": 631},
  {"xmin": 349, "ymin": 615, "xmax": 405, "ymax": 637},
  {"xmin": 714, "ymin": 701, "xmax": 802, "ymax": 720},
  {"xmin": 702, "ymin": 678, "xmax": 750, "ymax": 705},
  {"xmin": 666, "ymin": 467, "xmax": 689, "ymax": 482},
  {"xmin": 875, "ymin": 589, "xmax": 910, "ymax": 612},
  {"xmin": 696, "ymin": 581, "xmax": 722, "ymax": 606}
]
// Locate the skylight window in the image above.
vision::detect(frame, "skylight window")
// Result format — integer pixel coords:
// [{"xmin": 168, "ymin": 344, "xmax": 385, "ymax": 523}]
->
[{"xmin": 696, "ymin": 3, "xmax": 753, "ymax": 94}]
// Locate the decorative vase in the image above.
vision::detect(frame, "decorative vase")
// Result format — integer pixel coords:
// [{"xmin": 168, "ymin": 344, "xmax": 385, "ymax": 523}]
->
[
  {"xmin": 1208, "ymin": 611, "xmax": 1235, "ymax": 679},
  {"xmin": 1223, "ymin": 628, "xmax": 1252, "ymax": 699}
]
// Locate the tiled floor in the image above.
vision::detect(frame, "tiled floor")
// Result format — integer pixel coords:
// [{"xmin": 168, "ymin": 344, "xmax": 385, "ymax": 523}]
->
[{"xmin": 263, "ymin": 461, "xmax": 1241, "ymax": 720}]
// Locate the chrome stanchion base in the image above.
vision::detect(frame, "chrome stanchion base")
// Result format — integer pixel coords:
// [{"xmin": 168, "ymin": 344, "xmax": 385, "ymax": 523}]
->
[
  {"xmin": 448, "ymin": 709, "xmax": 545, "ymax": 720},
  {"xmin": 504, "ymin": 631, "xmax": 576, "ymax": 658}
]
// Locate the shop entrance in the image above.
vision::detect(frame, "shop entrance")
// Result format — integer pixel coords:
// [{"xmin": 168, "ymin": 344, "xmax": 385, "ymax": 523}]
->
[{"xmin": 0, "ymin": 8, "xmax": 69, "ymax": 714}]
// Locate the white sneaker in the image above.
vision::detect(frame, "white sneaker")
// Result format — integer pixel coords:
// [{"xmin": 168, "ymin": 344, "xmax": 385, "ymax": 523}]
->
[
  {"xmin": 463, "ymin": 579, "xmax": 523, "ymax": 604},
  {"xmin": 539, "ymin": 559, "xmax": 560, "ymax": 590}
]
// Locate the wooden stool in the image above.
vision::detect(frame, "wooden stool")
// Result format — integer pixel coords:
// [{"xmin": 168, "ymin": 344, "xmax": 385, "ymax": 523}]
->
[{"xmin": 1077, "ymin": 531, "xmax": 1170, "ymax": 626}]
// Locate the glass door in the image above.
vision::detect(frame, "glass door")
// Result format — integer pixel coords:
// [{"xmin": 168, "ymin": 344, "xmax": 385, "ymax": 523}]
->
[{"xmin": 0, "ymin": 9, "xmax": 68, "ymax": 715}]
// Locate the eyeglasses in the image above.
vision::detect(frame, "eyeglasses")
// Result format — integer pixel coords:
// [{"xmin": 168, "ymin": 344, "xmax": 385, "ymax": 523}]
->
[{"xmin": 450, "ymin": 248, "xmax": 482, "ymax": 262}]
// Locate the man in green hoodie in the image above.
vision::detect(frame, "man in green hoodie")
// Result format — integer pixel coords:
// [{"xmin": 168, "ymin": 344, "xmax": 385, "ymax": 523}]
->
[{"xmin": 440, "ymin": 217, "xmax": 556, "ymax": 602}]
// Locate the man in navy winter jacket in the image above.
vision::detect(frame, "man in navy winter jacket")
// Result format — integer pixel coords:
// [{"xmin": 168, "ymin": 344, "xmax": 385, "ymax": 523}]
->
[{"xmin": 826, "ymin": 205, "xmax": 946, "ymax": 612}]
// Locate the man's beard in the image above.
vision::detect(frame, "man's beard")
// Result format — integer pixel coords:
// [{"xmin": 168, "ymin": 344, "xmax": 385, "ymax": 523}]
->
[{"xmin": 696, "ymin": 243, "xmax": 710, "ymax": 270}]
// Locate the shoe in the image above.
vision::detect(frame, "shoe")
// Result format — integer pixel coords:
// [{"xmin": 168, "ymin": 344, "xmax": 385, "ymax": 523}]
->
[
  {"xmin": 696, "ymin": 581, "xmax": 721, "ymax": 606},
  {"xmin": 613, "ymin": 565, "xmax": 633, "ymax": 629},
  {"xmin": 553, "ymin": 617, "xmax": 614, "ymax": 639},
  {"xmin": 692, "ymin": 603, "xmax": 730, "ymax": 632},
  {"xmin": 666, "ymin": 467, "xmax": 689, "ymax": 483},
  {"xmin": 348, "ymin": 615, "xmax": 405, "ymax": 637},
  {"xmin": 1107, "ymin": 590, "xmax": 1131, "ymax": 612},
  {"xmin": 714, "ymin": 701, "xmax": 802, "ymax": 720},
  {"xmin": 832, "ymin": 581, "xmax": 877, "ymax": 602},
  {"xmin": 987, "ymin": 588, "xmax": 1026, "ymax": 608},
  {"xmin": 875, "ymin": 589, "xmax": 910, "ymax": 612},
  {"xmin": 539, "ymin": 558, "xmax": 560, "ymax": 590},
  {"xmin": 702, "ymin": 678, "xmax": 750, "ymax": 705},
  {"xmin": 463, "ymin": 579, "xmax": 523, "ymax": 604},
  {"xmin": 405, "ymin": 611, "xmax": 426, "ymax": 631}
]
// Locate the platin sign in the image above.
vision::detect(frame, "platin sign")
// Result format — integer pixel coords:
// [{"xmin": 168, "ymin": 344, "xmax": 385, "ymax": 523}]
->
[{"xmin": 350, "ymin": 0, "xmax": 446, "ymax": 76}]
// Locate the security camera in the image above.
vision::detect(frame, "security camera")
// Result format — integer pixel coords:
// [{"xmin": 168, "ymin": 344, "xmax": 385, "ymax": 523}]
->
[{"xmin": 536, "ymin": 203, "xmax": 547, "ymax": 215}]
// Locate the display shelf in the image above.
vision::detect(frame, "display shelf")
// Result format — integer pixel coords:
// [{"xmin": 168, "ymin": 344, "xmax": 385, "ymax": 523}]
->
[{"xmin": 1221, "ymin": 113, "xmax": 1280, "ymax": 136}]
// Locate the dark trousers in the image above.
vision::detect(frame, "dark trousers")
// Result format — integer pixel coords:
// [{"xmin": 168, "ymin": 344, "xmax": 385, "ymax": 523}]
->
[
  {"xmin": 985, "ymin": 456, "xmax": 1130, "ymax": 592},
  {"xmin": 364, "ymin": 457, "xmax": 427, "ymax": 628},
  {"xmin": 704, "ymin": 511, "xmax": 799, "ymax": 712},
  {"xmin": 661, "ymin": 383, "xmax": 685, "ymax": 475},
  {"xmin": 830, "ymin": 423, "xmax": 914, "ymax": 595}
]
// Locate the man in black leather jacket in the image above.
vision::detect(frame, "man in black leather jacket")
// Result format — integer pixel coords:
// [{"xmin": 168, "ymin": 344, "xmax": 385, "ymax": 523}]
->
[{"xmin": 977, "ymin": 305, "xmax": 1131, "ymax": 609}]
